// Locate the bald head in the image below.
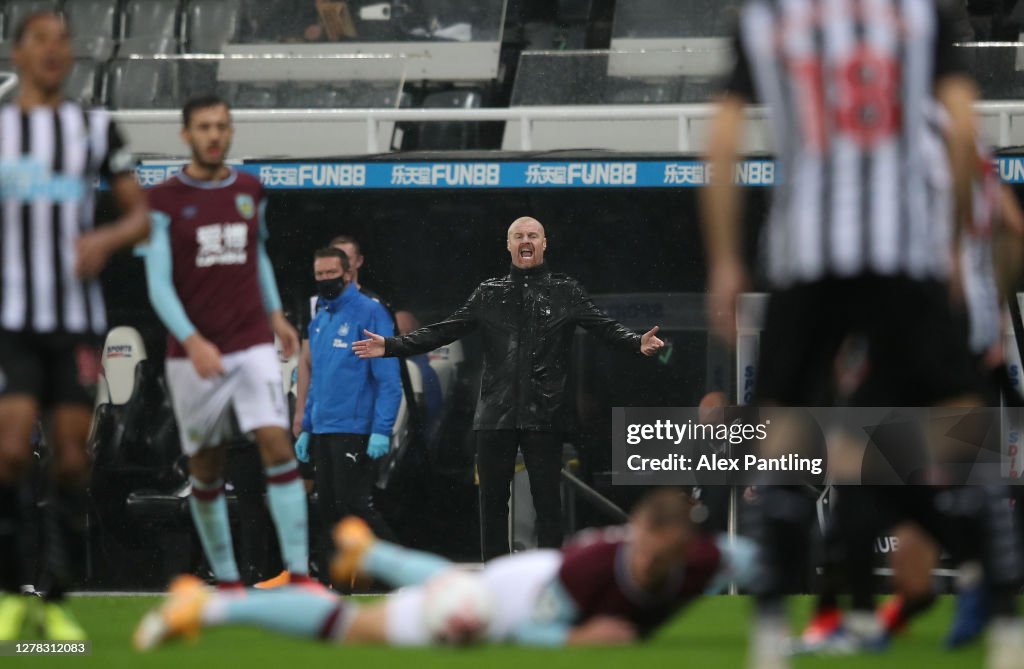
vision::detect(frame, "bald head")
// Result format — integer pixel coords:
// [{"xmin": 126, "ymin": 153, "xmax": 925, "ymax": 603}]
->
[
  {"xmin": 507, "ymin": 217, "xmax": 547, "ymax": 269},
  {"xmin": 699, "ymin": 391, "xmax": 729, "ymax": 425}
]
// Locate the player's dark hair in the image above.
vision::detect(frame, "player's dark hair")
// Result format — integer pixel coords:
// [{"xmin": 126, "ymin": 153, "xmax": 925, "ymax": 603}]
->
[
  {"xmin": 182, "ymin": 95, "xmax": 230, "ymax": 128},
  {"xmin": 14, "ymin": 10, "xmax": 69, "ymax": 45},
  {"xmin": 633, "ymin": 488, "xmax": 693, "ymax": 530},
  {"xmin": 314, "ymin": 246, "xmax": 350, "ymax": 272},
  {"xmin": 329, "ymin": 235, "xmax": 361, "ymax": 256}
]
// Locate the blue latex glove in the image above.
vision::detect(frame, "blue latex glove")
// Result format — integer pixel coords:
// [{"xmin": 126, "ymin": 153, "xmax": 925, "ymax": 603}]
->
[
  {"xmin": 294, "ymin": 432, "xmax": 310, "ymax": 463},
  {"xmin": 367, "ymin": 433, "xmax": 390, "ymax": 460}
]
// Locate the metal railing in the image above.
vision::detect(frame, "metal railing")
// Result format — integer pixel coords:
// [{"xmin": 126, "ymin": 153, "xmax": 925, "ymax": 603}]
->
[{"xmin": 111, "ymin": 101, "xmax": 1024, "ymax": 154}]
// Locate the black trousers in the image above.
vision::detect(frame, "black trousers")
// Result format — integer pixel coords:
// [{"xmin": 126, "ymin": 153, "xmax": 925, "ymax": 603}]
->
[
  {"xmin": 476, "ymin": 430, "xmax": 564, "ymax": 561},
  {"xmin": 312, "ymin": 433, "xmax": 394, "ymax": 575}
]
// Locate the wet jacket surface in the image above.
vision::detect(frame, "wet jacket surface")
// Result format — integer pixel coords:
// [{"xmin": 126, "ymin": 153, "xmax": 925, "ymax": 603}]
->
[{"xmin": 383, "ymin": 263, "xmax": 642, "ymax": 431}]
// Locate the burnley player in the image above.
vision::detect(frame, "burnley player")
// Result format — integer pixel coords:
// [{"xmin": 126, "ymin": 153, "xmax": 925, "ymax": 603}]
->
[
  {"xmin": 144, "ymin": 95, "xmax": 309, "ymax": 589},
  {"xmin": 134, "ymin": 490, "xmax": 758, "ymax": 650}
]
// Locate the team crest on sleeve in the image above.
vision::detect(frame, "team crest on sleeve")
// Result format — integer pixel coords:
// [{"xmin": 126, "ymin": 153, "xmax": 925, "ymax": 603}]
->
[{"xmin": 235, "ymin": 193, "xmax": 255, "ymax": 219}]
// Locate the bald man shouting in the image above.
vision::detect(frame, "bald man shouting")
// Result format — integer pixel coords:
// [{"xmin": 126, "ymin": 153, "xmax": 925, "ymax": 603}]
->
[{"xmin": 355, "ymin": 217, "xmax": 663, "ymax": 559}]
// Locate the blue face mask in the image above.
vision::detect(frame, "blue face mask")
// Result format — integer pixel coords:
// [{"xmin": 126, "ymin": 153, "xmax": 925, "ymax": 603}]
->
[{"xmin": 316, "ymin": 277, "xmax": 344, "ymax": 300}]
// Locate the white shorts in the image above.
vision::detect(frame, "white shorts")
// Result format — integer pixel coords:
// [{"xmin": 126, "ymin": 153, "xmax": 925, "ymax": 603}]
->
[
  {"xmin": 165, "ymin": 343, "xmax": 288, "ymax": 456},
  {"xmin": 384, "ymin": 550, "xmax": 563, "ymax": 646}
]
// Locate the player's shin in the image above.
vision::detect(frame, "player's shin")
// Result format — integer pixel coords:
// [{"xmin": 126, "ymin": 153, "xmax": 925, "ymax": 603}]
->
[
  {"xmin": 205, "ymin": 590, "xmax": 351, "ymax": 641},
  {"xmin": 188, "ymin": 478, "xmax": 242, "ymax": 585},
  {"xmin": 41, "ymin": 484, "xmax": 89, "ymax": 602},
  {"xmin": 264, "ymin": 461, "xmax": 310, "ymax": 577},
  {"xmin": 0, "ymin": 485, "xmax": 20, "ymax": 595},
  {"xmin": 362, "ymin": 540, "xmax": 452, "ymax": 587}
]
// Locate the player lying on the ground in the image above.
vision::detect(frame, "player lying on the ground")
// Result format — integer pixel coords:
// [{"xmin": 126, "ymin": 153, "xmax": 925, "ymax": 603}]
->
[{"xmin": 134, "ymin": 489, "xmax": 757, "ymax": 649}]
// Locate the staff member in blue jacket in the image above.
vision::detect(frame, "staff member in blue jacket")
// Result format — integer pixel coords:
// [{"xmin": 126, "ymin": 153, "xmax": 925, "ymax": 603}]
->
[{"xmin": 295, "ymin": 247, "xmax": 402, "ymax": 562}]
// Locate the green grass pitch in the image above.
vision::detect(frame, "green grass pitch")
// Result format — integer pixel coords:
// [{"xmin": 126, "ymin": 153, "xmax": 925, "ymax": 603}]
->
[{"xmin": 19, "ymin": 595, "xmax": 984, "ymax": 669}]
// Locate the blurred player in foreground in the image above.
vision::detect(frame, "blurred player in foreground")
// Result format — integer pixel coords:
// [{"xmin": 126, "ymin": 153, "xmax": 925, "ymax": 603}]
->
[
  {"xmin": 805, "ymin": 139, "xmax": 1024, "ymax": 652},
  {"xmin": 134, "ymin": 490, "xmax": 757, "ymax": 650},
  {"xmin": 0, "ymin": 11, "xmax": 149, "ymax": 639},
  {"xmin": 704, "ymin": 1, "xmax": 993, "ymax": 667},
  {"xmin": 144, "ymin": 95, "xmax": 310, "ymax": 590}
]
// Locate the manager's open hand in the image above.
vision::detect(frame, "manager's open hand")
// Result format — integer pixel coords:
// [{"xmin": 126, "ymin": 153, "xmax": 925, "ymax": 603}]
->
[
  {"xmin": 353, "ymin": 329, "xmax": 386, "ymax": 358},
  {"xmin": 640, "ymin": 326, "xmax": 665, "ymax": 357}
]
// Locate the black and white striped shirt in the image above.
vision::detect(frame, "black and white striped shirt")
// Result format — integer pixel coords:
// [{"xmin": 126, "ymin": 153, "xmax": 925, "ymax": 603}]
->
[
  {"xmin": 0, "ymin": 101, "xmax": 133, "ymax": 336},
  {"xmin": 725, "ymin": 0, "xmax": 969, "ymax": 288}
]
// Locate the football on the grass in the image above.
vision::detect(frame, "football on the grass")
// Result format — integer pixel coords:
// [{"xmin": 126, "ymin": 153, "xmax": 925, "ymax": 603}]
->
[{"xmin": 421, "ymin": 571, "xmax": 496, "ymax": 645}]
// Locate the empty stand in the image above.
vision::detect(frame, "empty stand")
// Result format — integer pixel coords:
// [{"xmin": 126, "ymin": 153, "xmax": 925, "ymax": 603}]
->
[
  {"xmin": 104, "ymin": 57, "xmax": 177, "ymax": 108},
  {"xmin": 4, "ymin": 0, "xmax": 59, "ymax": 39},
  {"xmin": 184, "ymin": 0, "xmax": 240, "ymax": 53},
  {"xmin": 121, "ymin": 0, "xmax": 180, "ymax": 52},
  {"xmin": 65, "ymin": 57, "xmax": 100, "ymax": 103},
  {"xmin": 414, "ymin": 88, "xmax": 483, "ymax": 150}
]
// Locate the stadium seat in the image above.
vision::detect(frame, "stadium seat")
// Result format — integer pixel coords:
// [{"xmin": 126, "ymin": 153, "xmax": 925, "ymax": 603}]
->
[
  {"xmin": 0, "ymin": 58, "xmax": 17, "ymax": 101},
  {"xmin": 117, "ymin": 34, "xmax": 176, "ymax": 54},
  {"xmin": 176, "ymin": 59, "xmax": 217, "ymax": 99},
  {"xmin": 64, "ymin": 0, "xmax": 119, "ymax": 36},
  {"xmin": 556, "ymin": 0, "xmax": 592, "ymax": 25},
  {"xmin": 284, "ymin": 82, "xmax": 346, "ymax": 109},
  {"xmin": 121, "ymin": 0, "xmax": 181, "ymax": 50},
  {"xmin": 232, "ymin": 82, "xmax": 280, "ymax": 108},
  {"xmin": 65, "ymin": 57, "xmax": 101, "ymax": 103},
  {"xmin": 344, "ymin": 82, "xmax": 409, "ymax": 109},
  {"xmin": 104, "ymin": 57, "xmax": 178, "ymax": 108},
  {"xmin": 606, "ymin": 79, "xmax": 678, "ymax": 104},
  {"xmin": 70, "ymin": 33, "xmax": 115, "ymax": 59},
  {"xmin": 183, "ymin": 0, "xmax": 240, "ymax": 53},
  {"xmin": 91, "ymin": 325, "xmax": 182, "ymax": 489},
  {"xmin": 678, "ymin": 77, "xmax": 720, "ymax": 103},
  {"xmin": 415, "ymin": 88, "xmax": 483, "ymax": 150},
  {"xmin": 613, "ymin": 0, "xmax": 730, "ymax": 38},
  {"xmin": 4, "ymin": 0, "xmax": 60, "ymax": 40},
  {"xmin": 101, "ymin": 326, "xmax": 148, "ymax": 405}
]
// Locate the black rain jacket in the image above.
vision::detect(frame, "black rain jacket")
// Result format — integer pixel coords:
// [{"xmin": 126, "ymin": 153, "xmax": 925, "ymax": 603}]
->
[{"xmin": 383, "ymin": 263, "xmax": 642, "ymax": 431}]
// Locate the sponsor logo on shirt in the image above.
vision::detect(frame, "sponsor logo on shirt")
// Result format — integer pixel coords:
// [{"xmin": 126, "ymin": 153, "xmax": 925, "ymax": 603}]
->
[
  {"xmin": 195, "ymin": 222, "xmax": 248, "ymax": 267},
  {"xmin": 0, "ymin": 157, "xmax": 84, "ymax": 202}
]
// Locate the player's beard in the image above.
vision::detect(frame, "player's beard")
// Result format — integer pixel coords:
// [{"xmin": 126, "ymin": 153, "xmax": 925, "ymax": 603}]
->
[{"xmin": 192, "ymin": 144, "xmax": 228, "ymax": 172}]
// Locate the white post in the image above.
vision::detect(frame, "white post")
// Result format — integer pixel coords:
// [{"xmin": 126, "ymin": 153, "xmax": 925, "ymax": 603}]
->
[
  {"xmin": 1000, "ymin": 111, "xmax": 1012, "ymax": 148},
  {"xmin": 366, "ymin": 116, "xmax": 380, "ymax": 154},
  {"xmin": 729, "ymin": 293, "xmax": 769, "ymax": 594},
  {"xmin": 520, "ymin": 116, "xmax": 533, "ymax": 152},
  {"xmin": 678, "ymin": 113, "xmax": 691, "ymax": 153}
]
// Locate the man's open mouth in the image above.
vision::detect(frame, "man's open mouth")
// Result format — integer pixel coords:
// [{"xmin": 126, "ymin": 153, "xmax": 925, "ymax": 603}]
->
[{"xmin": 519, "ymin": 245, "xmax": 534, "ymax": 258}]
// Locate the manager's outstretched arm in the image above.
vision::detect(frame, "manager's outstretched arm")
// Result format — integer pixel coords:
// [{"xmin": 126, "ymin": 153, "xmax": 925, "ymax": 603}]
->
[
  {"xmin": 354, "ymin": 286, "xmax": 483, "ymax": 359},
  {"xmin": 572, "ymin": 282, "xmax": 663, "ymax": 356}
]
